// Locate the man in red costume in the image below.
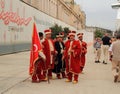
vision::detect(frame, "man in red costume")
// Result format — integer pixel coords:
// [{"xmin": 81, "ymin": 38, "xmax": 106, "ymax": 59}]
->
[
  {"xmin": 77, "ymin": 33, "xmax": 87, "ymax": 72},
  {"xmin": 63, "ymin": 31, "xmax": 82, "ymax": 84},
  {"xmin": 42, "ymin": 29, "xmax": 57, "ymax": 79}
]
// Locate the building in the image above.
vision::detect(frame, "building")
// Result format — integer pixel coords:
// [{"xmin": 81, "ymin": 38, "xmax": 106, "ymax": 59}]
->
[
  {"xmin": 21, "ymin": 0, "xmax": 86, "ymax": 30},
  {"xmin": 0, "ymin": 0, "xmax": 85, "ymax": 55},
  {"xmin": 111, "ymin": 0, "xmax": 120, "ymax": 30}
]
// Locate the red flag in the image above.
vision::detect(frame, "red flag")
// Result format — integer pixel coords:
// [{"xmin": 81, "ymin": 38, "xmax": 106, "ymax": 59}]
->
[{"xmin": 29, "ymin": 23, "xmax": 42, "ymax": 75}]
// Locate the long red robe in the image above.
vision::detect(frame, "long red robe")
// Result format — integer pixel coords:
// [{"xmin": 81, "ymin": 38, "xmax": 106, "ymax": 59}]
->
[
  {"xmin": 42, "ymin": 38, "xmax": 56, "ymax": 70},
  {"xmin": 80, "ymin": 41, "xmax": 87, "ymax": 68},
  {"xmin": 64, "ymin": 40, "xmax": 82, "ymax": 75}
]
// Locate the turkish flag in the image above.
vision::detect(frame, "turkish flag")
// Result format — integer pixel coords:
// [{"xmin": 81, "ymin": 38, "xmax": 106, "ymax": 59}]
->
[{"xmin": 29, "ymin": 23, "xmax": 42, "ymax": 75}]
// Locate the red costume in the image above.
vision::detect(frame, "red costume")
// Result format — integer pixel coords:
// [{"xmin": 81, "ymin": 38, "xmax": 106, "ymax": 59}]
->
[
  {"xmin": 64, "ymin": 31, "xmax": 82, "ymax": 82},
  {"xmin": 42, "ymin": 29, "xmax": 56, "ymax": 78},
  {"xmin": 80, "ymin": 41, "xmax": 87, "ymax": 71},
  {"xmin": 77, "ymin": 33, "xmax": 87, "ymax": 71}
]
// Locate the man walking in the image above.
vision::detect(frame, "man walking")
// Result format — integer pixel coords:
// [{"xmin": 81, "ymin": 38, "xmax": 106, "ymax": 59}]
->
[
  {"xmin": 102, "ymin": 33, "xmax": 111, "ymax": 64},
  {"xmin": 109, "ymin": 34, "xmax": 120, "ymax": 83},
  {"xmin": 93, "ymin": 37, "xmax": 102, "ymax": 63}
]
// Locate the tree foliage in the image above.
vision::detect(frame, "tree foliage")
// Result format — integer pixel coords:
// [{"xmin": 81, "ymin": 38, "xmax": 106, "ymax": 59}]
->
[
  {"xmin": 94, "ymin": 29, "xmax": 104, "ymax": 38},
  {"xmin": 50, "ymin": 24, "xmax": 69, "ymax": 39},
  {"xmin": 63, "ymin": 27, "xmax": 69, "ymax": 39},
  {"xmin": 94, "ymin": 27, "xmax": 113, "ymax": 38}
]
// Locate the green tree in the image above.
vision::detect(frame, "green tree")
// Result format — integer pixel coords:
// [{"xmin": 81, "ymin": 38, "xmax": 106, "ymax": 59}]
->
[
  {"xmin": 94, "ymin": 29, "xmax": 103, "ymax": 38},
  {"xmin": 50, "ymin": 24, "xmax": 63, "ymax": 39},
  {"xmin": 50, "ymin": 24, "xmax": 69, "ymax": 39},
  {"xmin": 63, "ymin": 27, "xmax": 69, "ymax": 39}
]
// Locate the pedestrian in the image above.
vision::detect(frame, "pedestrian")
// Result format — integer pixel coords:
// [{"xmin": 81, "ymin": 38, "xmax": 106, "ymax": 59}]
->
[
  {"xmin": 110, "ymin": 37, "xmax": 116, "ymax": 44},
  {"xmin": 109, "ymin": 37, "xmax": 117, "ymax": 61},
  {"xmin": 52, "ymin": 33, "xmax": 66, "ymax": 79},
  {"xmin": 63, "ymin": 30, "xmax": 82, "ymax": 84},
  {"xmin": 42, "ymin": 29, "xmax": 57, "ymax": 79},
  {"xmin": 77, "ymin": 33, "xmax": 87, "ymax": 72},
  {"xmin": 109, "ymin": 34, "xmax": 120, "ymax": 83},
  {"xmin": 93, "ymin": 37, "xmax": 102, "ymax": 63},
  {"xmin": 102, "ymin": 33, "xmax": 111, "ymax": 64}
]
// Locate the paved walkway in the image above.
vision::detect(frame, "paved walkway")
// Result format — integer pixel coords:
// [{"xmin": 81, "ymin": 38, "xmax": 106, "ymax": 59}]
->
[
  {"xmin": 0, "ymin": 52, "xmax": 29, "ymax": 94},
  {"xmin": 0, "ymin": 46, "xmax": 120, "ymax": 94}
]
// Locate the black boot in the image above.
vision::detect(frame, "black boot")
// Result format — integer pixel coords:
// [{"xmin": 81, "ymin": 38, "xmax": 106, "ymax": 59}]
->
[
  {"xmin": 103, "ymin": 61, "xmax": 107, "ymax": 64},
  {"xmin": 95, "ymin": 61, "xmax": 98, "ymax": 63},
  {"xmin": 97, "ymin": 60, "xmax": 100, "ymax": 63}
]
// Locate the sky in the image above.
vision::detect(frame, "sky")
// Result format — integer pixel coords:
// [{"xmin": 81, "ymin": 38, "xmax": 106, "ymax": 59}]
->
[{"xmin": 75, "ymin": 0, "xmax": 117, "ymax": 31}]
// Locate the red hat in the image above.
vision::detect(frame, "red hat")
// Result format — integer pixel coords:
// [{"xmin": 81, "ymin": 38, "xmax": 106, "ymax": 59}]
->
[
  {"xmin": 77, "ymin": 33, "xmax": 83, "ymax": 38},
  {"xmin": 44, "ymin": 29, "xmax": 52, "ymax": 35},
  {"xmin": 68, "ymin": 30, "xmax": 76, "ymax": 36}
]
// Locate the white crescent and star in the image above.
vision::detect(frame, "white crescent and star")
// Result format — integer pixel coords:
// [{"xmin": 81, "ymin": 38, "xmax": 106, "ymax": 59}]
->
[{"xmin": 33, "ymin": 44, "xmax": 38, "ymax": 52}]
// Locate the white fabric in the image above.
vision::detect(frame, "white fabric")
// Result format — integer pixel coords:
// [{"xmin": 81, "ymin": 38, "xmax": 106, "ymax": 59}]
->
[
  {"xmin": 108, "ymin": 44, "xmax": 113, "ymax": 52},
  {"xmin": 68, "ymin": 41, "xmax": 73, "ymax": 55},
  {"xmin": 48, "ymin": 40, "xmax": 54, "ymax": 51},
  {"xmin": 59, "ymin": 42, "xmax": 64, "ymax": 54},
  {"xmin": 40, "ymin": 38, "xmax": 45, "ymax": 43},
  {"xmin": 39, "ymin": 51, "xmax": 46, "ymax": 61},
  {"xmin": 48, "ymin": 39, "xmax": 54, "ymax": 64}
]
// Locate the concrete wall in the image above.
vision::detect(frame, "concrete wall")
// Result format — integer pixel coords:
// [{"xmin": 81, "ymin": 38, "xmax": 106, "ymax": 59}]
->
[
  {"xmin": 0, "ymin": 0, "xmax": 76, "ymax": 55},
  {"xmin": 0, "ymin": 0, "xmax": 93, "ymax": 55},
  {"xmin": 78, "ymin": 30, "xmax": 94, "ymax": 46}
]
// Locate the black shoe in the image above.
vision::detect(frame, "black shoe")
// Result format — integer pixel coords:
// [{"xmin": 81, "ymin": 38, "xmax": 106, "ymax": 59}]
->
[
  {"xmin": 97, "ymin": 60, "xmax": 100, "ymax": 63},
  {"xmin": 95, "ymin": 61, "xmax": 98, "ymax": 63},
  {"xmin": 103, "ymin": 61, "xmax": 107, "ymax": 64},
  {"xmin": 104, "ymin": 62, "xmax": 107, "ymax": 64}
]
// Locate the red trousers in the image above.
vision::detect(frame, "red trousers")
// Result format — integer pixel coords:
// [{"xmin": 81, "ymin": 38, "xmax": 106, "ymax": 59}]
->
[
  {"xmin": 81, "ymin": 55, "xmax": 86, "ymax": 71},
  {"xmin": 67, "ymin": 72, "xmax": 79, "ymax": 81},
  {"xmin": 56, "ymin": 72, "xmax": 66, "ymax": 78}
]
